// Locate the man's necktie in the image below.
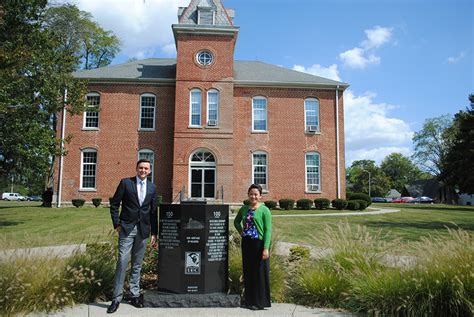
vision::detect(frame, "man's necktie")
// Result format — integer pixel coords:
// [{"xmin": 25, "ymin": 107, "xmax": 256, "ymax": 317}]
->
[{"xmin": 139, "ymin": 180, "xmax": 145, "ymax": 205}]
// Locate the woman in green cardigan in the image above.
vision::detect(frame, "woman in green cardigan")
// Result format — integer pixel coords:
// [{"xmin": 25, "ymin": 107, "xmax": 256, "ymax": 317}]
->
[{"xmin": 234, "ymin": 184, "xmax": 272, "ymax": 310}]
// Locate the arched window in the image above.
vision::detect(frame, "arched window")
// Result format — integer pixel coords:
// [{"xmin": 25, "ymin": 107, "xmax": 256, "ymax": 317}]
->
[
  {"xmin": 252, "ymin": 151, "xmax": 268, "ymax": 190},
  {"xmin": 83, "ymin": 92, "xmax": 100, "ymax": 129},
  {"xmin": 138, "ymin": 149, "xmax": 154, "ymax": 182},
  {"xmin": 190, "ymin": 89, "xmax": 202, "ymax": 126},
  {"xmin": 189, "ymin": 150, "xmax": 216, "ymax": 198},
  {"xmin": 139, "ymin": 93, "xmax": 156, "ymax": 130},
  {"xmin": 304, "ymin": 98, "xmax": 319, "ymax": 132},
  {"xmin": 252, "ymin": 96, "xmax": 267, "ymax": 132},
  {"xmin": 207, "ymin": 89, "xmax": 219, "ymax": 126},
  {"xmin": 305, "ymin": 152, "xmax": 321, "ymax": 192},
  {"xmin": 80, "ymin": 148, "xmax": 97, "ymax": 190}
]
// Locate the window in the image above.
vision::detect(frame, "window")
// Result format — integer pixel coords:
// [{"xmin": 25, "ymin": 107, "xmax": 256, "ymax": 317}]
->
[
  {"xmin": 138, "ymin": 149, "xmax": 154, "ymax": 182},
  {"xmin": 305, "ymin": 98, "xmax": 319, "ymax": 132},
  {"xmin": 81, "ymin": 149, "xmax": 97, "ymax": 189},
  {"xmin": 196, "ymin": 50, "xmax": 213, "ymax": 66},
  {"xmin": 252, "ymin": 152, "xmax": 268, "ymax": 190},
  {"xmin": 207, "ymin": 90, "xmax": 219, "ymax": 126},
  {"xmin": 140, "ymin": 93, "xmax": 156, "ymax": 130},
  {"xmin": 306, "ymin": 152, "xmax": 320, "ymax": 192},
  {"xmin": 252, "ymin": 97, "xmax": 267, "ymax": 132},
  {"xmin": 198, "ymin": 9, "xmax": 214, "ymax": 25},
  {"xmin": 84, "ymin": 93, "xmax": 100, "ymax": 129},
  {"xmin": 190, "ymin": 89, "xmax": 202, "ymax": 126}
]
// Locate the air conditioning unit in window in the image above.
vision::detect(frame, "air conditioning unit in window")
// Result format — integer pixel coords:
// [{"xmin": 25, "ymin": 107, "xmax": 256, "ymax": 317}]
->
[
  {"xmin": 207, "ymin": 120, "xmax": 217, "ymax": 126},
  {"xmin": 308, "ymin": 125, "xmax": 318, "ymax": 132},
  {"xmin": 308, "ymin": 185, "xmax": 319, "ymax": 191}
]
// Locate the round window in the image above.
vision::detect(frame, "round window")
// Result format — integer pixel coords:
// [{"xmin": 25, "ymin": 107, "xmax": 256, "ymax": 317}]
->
[{"xmin": 196, "ymin": 50, "xmax": 213, "ymax": 66}]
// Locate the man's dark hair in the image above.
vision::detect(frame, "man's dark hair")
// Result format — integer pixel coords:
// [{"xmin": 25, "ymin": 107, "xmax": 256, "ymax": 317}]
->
[
  {"xmin": 136, "ymin": 159, "xmax": 151, "ymax": 167},
  {"xmin": 248, "ymin": 183, "xmax": 263, "ymax": 195}
]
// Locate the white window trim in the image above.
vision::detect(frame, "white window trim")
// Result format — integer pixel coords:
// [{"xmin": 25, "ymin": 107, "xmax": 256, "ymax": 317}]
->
[
  {"xmin": 138, "ymin": 149, "xmax": 155, "ymax": 182},
  {"xmin": 80, "ymin": 148, "xmax": 97, "ymax": 191},
  {"xmin": 83, "ymin": 92, "xmax": 100, "ymax": 130},
  {"xmin": 189, "ymin": 89, "xmax": 202, "ymax": 127},
  {"xmin": 252, "ymin": 96, "xmax": 268, "ymax": 132},
  {"xmin": 305, "ymin": 152, "xmax": 321, "ymax": 192},
  {"xmin": 304, "ymin": 98, "xmax": 320, "ymax": 133},
  {"xmin": 206, "ymin": 89, "xmax": 219, "ymax": 126},
  {"xmin": 252, "ymin": 151, "xmax": 269, "ymax": 192},
  {"xmin": 139, "ymin": 93, "xmax": 156, "ymax": 131},
  {"xmin": 188, "ymin": 149, "xmax": 217, "ymax": 199}
]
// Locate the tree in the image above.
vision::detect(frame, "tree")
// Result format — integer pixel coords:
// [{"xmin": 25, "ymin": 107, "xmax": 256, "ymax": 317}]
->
[
  {"xmin": 0, "ymin": 0, "xmax": 87, "ymax": 192},
  {"xmin": 442, "ymin": 94, "xmax": 474, "ymax": 194},
  {"xmin": 346, "ymin": 160, "xmax": 390, "ymax": 197},
  {"xmin": 412, "ymin": 115, "xmax": 454, "ymax": 176},
  {"xmin": 44, "ymin": 4, "xmax": 120, "ymax": 70},
  {"xmin": 380, "ymin": 153, "xmax": 426, "ymax": 192}
]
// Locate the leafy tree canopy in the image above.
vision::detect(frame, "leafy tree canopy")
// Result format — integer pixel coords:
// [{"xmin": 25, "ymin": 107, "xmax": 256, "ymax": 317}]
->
[
  {"xmin": 412, "ymin": 115, "xmax": 454, "ymax": 176},
  {"xmin": 347, "ymin": 160, "xmax": 390, "ymax": 197},
  {"xmin": 44, "ymin": 3, "xmax": 120, "ymax": 70},
  {"xmin": 380, "ymin": 153, "xmax": 426, "ymax": 193},
  {"xmin": 442, "ymin": 94, "xmax": 474, "ymax": 194},
  {"xmin": 0, "ymin": 0, "xmax": 87, "ymax": 190}
]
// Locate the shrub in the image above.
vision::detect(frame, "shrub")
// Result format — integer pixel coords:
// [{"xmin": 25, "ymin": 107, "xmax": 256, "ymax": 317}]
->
[
  {"xmin": 296, "ymin": 199, "xmax": 313, "ymax": 210},
  {"xmin": 71, "ymin": 199, "xmax": 85, "ymax": 208},
  {"xmin": 346, "ymin": 200, "xmax": 360, "ymax": 210},
  {"xmin": 355, "ymin": 200, "xmax": 367, "ymax": 210},
  {"xmin": 279, "ymin": 198, "xmax": 295, "ymax": 210},
  {"xmin": 243, "ymin": 199, "xmax": 250, "ymax": 206},
  {"xmin": 264, "ymin": 200, "xmax": 277, "ymax": 209},
  {"xmin": 348, "ymin": 193, "xmax": 371, "ymax": 207},
  {"xmin": 288, "ymin": 245, "xmax": 311, "ymax": 263},
  {"xmin": 92, "ymin": 198, "xmax": 102, "ymax": 208},
  {"xmin": 331, "ymin": 199, "xmax": 347, "ymax": 210},
  {"xmin": 314, "ymin": 198, "xmax": 330, "ymax": 210}
]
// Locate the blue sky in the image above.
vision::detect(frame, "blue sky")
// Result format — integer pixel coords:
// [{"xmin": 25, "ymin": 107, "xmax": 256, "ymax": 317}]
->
[{"xmin": 70, "ymin": 0, "xmax": 473, "ymax": 167}]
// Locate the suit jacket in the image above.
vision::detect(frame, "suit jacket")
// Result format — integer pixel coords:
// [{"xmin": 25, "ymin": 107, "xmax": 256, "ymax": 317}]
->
[{"xmin": 110, "ymin": 177, "xmax": 158, "ymax": 238}]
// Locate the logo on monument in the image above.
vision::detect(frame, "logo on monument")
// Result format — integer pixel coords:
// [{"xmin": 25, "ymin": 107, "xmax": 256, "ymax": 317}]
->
[{"xmin": 185, "ymin": 252, "xmax": 201, "ymax": 275}]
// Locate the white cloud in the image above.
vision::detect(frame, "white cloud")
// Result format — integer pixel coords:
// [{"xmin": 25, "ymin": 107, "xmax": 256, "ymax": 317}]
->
[
  {"xmin": 70, "ymin": 0, "xmax": 189, "ymax": 59},
  {"xmin": 292, "ymin": 64, "xmax": 341, "ymax": 81},
  {"xmin": 343, "ymin": 90, "xmax": 413, "ymax": 165},
  {"xmin": 339, "ymin": 26, "xmax": 393, "ymax": 69},
  {"xmin": 447, "ymin": 51, "xmax": 467, "ymax": 64}
]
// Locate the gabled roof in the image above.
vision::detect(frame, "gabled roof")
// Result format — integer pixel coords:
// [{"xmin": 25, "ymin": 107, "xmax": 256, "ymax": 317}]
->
[{"xmin": 73, "ymin": 58, "xmax": 349, "ymax": 89}]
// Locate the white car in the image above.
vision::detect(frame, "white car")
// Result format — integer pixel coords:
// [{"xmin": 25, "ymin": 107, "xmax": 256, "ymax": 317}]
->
[{"xmin": 2, "ymin": 192, "xmax": 26, "ymax": 201}]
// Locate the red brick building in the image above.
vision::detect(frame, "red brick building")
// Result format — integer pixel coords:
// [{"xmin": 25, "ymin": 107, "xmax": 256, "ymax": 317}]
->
[{"xmin": 55, "ymin": 0, "xmax": 348, "ymax": 205}]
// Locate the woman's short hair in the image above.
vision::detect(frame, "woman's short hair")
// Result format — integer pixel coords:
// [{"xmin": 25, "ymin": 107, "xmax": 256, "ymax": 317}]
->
[{"xmin": 248, "ymin": 184, "xmax": 262, "ymax": 195}]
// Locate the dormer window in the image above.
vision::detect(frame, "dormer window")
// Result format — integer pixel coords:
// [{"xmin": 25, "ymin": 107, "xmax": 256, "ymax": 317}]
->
[{"xmin": 197, "ymin": 0, "xmax": 215, "ymax": 25}]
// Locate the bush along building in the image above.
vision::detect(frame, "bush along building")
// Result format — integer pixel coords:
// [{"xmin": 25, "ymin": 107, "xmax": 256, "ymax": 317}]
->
[{"xmin": 54, "ymin": 0, "xmax": 349, "ymax": 206}]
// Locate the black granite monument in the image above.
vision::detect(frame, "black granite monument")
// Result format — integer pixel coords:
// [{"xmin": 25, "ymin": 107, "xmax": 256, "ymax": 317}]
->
[{"xmin": 145, "ymin": 203, "xmax": 239, "ymax": 307}]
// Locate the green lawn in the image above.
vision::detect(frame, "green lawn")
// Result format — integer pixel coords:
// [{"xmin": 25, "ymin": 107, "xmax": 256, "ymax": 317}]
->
[
  {"xmin": 273, "ymin": 203, "xmax": 474, "ymax": 249},
  {"xmin": 0, "ymin": 201, "xmax": 112, "ymax": 249},
  {"xmin": 1, "ymin": 201, "xmax": 473, "ymax": 251}
]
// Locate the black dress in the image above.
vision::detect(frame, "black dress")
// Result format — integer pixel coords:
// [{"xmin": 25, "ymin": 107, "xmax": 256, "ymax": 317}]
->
[{"xmin": 241, "ymin": 236, "xmax": 271, "ymax": 308}]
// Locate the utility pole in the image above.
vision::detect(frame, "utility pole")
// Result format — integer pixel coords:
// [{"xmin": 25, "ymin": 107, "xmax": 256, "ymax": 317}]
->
[{"xmin": 363, "ymin": 170, "xmax": 371, "ymax": 197}]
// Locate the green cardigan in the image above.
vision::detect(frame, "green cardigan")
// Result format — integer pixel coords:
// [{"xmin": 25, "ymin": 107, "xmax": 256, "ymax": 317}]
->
[{"xmin": 234, "ymin": 204, "xmax": 272, "ymax": 249}]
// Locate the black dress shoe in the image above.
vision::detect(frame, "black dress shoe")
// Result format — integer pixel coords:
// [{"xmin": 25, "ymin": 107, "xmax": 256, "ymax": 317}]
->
[
  {"xmin": 107, "ymin": 300, "xmax": 120, "ymax": 313},
  {"xmin": 130, "ymin": 295, "xmax": 144, "ymax": 308}
]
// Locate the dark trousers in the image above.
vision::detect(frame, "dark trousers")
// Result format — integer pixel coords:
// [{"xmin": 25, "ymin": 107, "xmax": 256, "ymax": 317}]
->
[{"xmin": 241, "ymin": 236, "xmax": 271, "ymax": 308}]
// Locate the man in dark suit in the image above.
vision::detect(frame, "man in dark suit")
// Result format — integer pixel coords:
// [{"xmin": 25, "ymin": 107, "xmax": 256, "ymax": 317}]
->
[{"xmin": 107, "ymin": 159, "xmax": 158, "ymax": 314}]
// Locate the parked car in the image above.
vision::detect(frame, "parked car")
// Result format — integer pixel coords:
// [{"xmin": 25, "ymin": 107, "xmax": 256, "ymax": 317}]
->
[
  {"xmin": 371, "ymin": 197, "xmax": 387, "ymax": 203},
  {"xmin": 27, "ymin": 195, "xmax": 43, "ymax": 201},
  {"xmin": 412, "ymin": 196, "xmax": 435, "ymax": 204},
  {"xmin": 392, "ymin": 196, "xmax": 415, "ymax": 203},
  {"xmin": 2, "ymin": 192, "xmax": 26, "ymax": 201}
]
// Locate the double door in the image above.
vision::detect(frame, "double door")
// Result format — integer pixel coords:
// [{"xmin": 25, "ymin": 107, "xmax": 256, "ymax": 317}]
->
[{"xmin": 190, "ymin": 168, "xmax": 215, "ymax": 199}]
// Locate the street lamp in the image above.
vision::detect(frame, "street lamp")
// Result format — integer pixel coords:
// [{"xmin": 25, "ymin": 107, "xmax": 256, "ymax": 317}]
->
[{"xmin": 362, "ymin": 170, "xmax": 371, "ymax": 197}]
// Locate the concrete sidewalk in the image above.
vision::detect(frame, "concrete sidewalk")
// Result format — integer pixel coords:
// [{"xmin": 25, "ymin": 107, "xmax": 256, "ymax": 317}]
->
[{"xmin": 30, "ymin": 302, "xmax": 358, "ymax": 317}]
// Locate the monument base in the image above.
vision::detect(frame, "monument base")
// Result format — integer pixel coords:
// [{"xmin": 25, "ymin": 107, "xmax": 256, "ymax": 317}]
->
[{"xmin": 144, "ymin": 291, "xmax": 241, "ymax": 308}]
